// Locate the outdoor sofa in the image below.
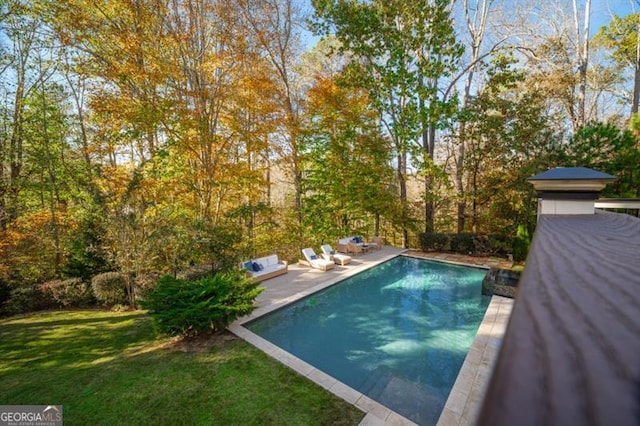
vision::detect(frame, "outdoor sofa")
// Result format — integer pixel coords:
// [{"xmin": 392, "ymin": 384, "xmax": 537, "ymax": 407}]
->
[{"xmin": 241, "ymin": 254, "xmax": 288, "ymax": 282}]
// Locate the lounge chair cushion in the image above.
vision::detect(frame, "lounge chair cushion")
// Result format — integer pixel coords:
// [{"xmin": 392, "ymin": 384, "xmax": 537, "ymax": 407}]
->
[{"xmin": 252, "ymin": 262, "xmax": 263, "ymax": 272}]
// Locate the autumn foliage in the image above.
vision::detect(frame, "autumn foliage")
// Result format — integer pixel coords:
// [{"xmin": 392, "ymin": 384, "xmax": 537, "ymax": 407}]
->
[{"xmin": 0, "ymin": 0, "xmax": 638, "ymax": 316}]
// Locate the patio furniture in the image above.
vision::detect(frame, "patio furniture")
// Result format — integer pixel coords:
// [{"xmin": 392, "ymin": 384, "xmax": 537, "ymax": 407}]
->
[
  {"xmin": 347, "ymin": 241, "xmax": 372, "ymax": 254},
  {"xmin": 300, "ymin": 248, "xmax": 335, "ymax": 271},
  {"xmin": 240, "ymin": 254, "xmax": 288, "ymax": 282},
  {"xmin": 337, "ymin": 236, "xmax": 371, "ymax": 254},
  {"xmin": 320, "ymin": 244, "xmax": 352, "ymax": 266}
]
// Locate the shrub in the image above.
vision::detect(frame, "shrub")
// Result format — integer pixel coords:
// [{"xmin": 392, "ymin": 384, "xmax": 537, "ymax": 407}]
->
[
  {"xmin": 486, "ymin": 234, "xmax": 513, "ymax": 256},
  {"xmin": 140, "ymin": 271, "xmax": 264, "ymax": 337},
  {"xmin": 512, "ymin": 224, "xmax": 531, "ymax": 262},
  {"xmin": 177, "ymin": 264, "xmax": 214, "ymax": 282},
  {"xmin": 0, "ymin": 281, "xmax": 11, "ymax": 314},
  {"xmin": 134, "ymin": 272, "xmax": 163, "ymax": 301},
  {"xmin": 418, "ymin": 232, "xmax": 513, "ymax": 257},
  {"xmin": 419, "ymin": 233, "xmax": 449, "ymax": 252},
  {"xmin": 450, "ymin": 234, "xmax": 475, "ymax": 254},
  {"xmin": 91, "ymin": 272, "xmax": 127, "ymax": 306},
  {"xmin": 1, "ymin": 285, "xmax": 56, "ymax": 316},
  {"xmin": 41, "ymin": 278, "xmax": 93, "ymax": 307}
]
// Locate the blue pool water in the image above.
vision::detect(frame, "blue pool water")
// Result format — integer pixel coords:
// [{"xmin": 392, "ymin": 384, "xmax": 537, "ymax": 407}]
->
[{"xmin": 246, "ymin": 256, "xmax": 490, "ymax": 425}]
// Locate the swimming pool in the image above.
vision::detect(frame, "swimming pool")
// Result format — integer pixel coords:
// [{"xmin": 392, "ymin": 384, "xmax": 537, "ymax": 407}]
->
[{"xmin": 246, "ymin": 256, "xmax": 490, "ymax": 425}]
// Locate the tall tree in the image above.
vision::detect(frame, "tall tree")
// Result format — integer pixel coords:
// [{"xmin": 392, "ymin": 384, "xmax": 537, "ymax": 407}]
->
[
  {"xmin": 515, "ymin": 0, "xmax": 595, "ymax": 131},
  {"xmin": 239, "ymin": 0, "xmax": 306, "ymax": 243},
  {"xmin": 0, "ymin": 0, "xmax": 53, "ymax": 229},
  {"xmin": 449, "ymin": 0, "xmax": 512, "ymax": 233},
  {"xmin": 311, "ymin": 0, "xmax": 463, "ymax": 245},
  {"xmin": 302, "ymin": 74, "xmax": 396, "ymax": 240},
  {"xmin": 594, "ymin": 13, "xmax": 640, "ymax": 115},
  {"xmin": 573, "ymin": 0, "xmax": 591, "ymax": 127}
]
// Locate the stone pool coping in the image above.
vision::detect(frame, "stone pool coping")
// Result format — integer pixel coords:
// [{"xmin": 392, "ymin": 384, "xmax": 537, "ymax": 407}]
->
[{"xmin": 229, "ymin": 248, "xmax": 513, "ymax": 426}]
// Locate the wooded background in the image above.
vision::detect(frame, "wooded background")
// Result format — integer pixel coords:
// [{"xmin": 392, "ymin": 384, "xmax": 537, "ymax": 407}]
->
[{"xmin": 1, "ymin": 0, "xmax": 638, "ymax": 291}]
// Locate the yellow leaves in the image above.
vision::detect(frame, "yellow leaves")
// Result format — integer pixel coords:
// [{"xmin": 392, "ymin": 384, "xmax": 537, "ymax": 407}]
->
[
  {"xmin": 1, "ymin": 210, "xmax": 76, "ymax": 272},
  {"xmin": 307, "ymin": 75, "xmax": 371, "ymax": 123}
]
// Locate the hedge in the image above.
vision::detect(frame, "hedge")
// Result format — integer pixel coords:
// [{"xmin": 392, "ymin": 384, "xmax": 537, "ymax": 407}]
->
[{"xmin": 418, "ymin": 233, "xmax": 514, "ymax": 257}]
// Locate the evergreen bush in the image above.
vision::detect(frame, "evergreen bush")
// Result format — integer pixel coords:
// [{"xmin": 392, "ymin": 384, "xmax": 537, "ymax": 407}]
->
[
  {"xmin": 91, "ymin": 272, "xmax": 127, "ymax": 306},
  {"xmin": 140, "ymin": 271, "xmax": 263, "ymax": 337}
]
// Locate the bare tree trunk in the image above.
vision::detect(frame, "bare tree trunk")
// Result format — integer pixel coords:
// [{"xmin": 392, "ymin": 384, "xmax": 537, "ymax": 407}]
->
[
  {"xmin": 573, "ymin": 0, "xmax": 591, "ymax": 128},
  {"xmin": 39, "ymin": 88, "xmax": 63, "ymax": 276},
  {"xmin": 455, "ymin": 0, "xmax": 491, "ymax": 234},
  {"xmin": 423, "ymin": 122, "xmax": 436, "ymax": 234},
  {"xmin": 397, "ymin": 152, "xmax": 408, "ymax": 248},
  {"xmin": 8, "ymin": 77, "xmax": 24, "ymax": 225},
  {"xmin": 633, "ymin": 23, "xmax": 640, "ymax": 115},
  {"xmin": 0, "ymin": 116, "xmax": 7, "ymax": 231}
]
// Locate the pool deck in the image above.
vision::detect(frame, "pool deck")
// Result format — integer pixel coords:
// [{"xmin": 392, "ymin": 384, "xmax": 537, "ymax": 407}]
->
[{"xmin": 229, "ymin": 247, "xmax": 513, "ymax": 426}]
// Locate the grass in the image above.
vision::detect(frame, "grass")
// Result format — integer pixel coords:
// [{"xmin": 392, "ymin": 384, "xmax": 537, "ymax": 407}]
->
[{"xmin": 0, "ymin": 310, "xmax": 365, "ymax": 425}]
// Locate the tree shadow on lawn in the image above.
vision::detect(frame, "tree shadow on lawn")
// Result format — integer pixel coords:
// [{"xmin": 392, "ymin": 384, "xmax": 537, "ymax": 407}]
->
[
  {"xmin": 0, "ymin": 311, "xmax": 364, "ymax": 425},
  {"xmin": 0, "ymin": 310, "xmax": 145, "ymax": 329},
  {"xmin": 0, "ymin": 310, "xmax": 157, "ymax": 374}
]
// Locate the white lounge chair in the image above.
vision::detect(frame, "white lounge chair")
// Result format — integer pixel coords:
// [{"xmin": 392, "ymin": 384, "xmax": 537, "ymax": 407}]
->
[
  {"xmin": 300, "ymin": 248, "xmax": 335, "ymax": 271},
  {"xmin": 320, "ymin": 244, "xmax": 351, "ymax": 266}
]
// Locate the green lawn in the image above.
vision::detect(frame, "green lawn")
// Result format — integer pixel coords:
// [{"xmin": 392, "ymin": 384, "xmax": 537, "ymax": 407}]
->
[{"xmin": 0, "ymin": 310, "xmax": 364, "ymax": 425}]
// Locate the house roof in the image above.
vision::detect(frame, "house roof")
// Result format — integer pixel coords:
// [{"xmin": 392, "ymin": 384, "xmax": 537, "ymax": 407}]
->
[
  {"xmin": 477, "ymin": 211, "xmax": 640, "ymax": 426},
  {"xmin": 528, "ymin": 167, "xmax": 617, "ymax": 181}
]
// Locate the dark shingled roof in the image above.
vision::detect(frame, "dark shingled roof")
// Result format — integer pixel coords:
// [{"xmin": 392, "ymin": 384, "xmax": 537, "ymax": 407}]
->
[
  {"xmin": 528, "ymin": 167, "xmax": 617, "ymax": 181},
  {"xmin": 478, "ymin": 211, "xmax": 640, "ymax": 426}
]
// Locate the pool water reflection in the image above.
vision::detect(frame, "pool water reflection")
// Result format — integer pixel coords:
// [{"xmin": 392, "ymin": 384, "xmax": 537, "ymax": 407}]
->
[{"xmin": 246, "ymin": 256, "xmax": 490, "ymax": 425}]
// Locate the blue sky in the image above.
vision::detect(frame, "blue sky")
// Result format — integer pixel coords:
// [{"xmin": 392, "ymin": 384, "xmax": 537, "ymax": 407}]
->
[
  {"xmin": 300, "ymin": 0, "xmax": 638, "ymax": 50},
  {"xmin": 591, "ymin": 0, "xmax": 636, "ymax": 33}
]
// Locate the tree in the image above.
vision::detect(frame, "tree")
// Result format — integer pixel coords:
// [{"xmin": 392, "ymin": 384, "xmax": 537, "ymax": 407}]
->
[
  {"xmin": 311, "ymin": 0, "xmax": 463, "ymax": 245},
  {"xmin": 450, "ymin": 0, "xmax": 512, "ymax": 233},
  {"xmin": 456, "ymin": 55, "xmax": 564, "ymax": 234},
  {"xmin": 514, "ymin": 0, "xmax": 597, "ymax": 131},
  {"xmin": 573, "ymin": 0, "xmax": 591, "ymax": 126},
  {"xmin": 565, "ymin": 122, "xmax": 640, "ymax": 197},
  {"xmin": 594, "ymin": 13, "xmax": 640, "ymax": 115},
  {"xmin": 239, "ymin": 0, "xmax": 307, "ymax": 245},
  {"xmin": 301, "ymin": 74, "xmax": 397, "ymax": 241},
  {"xmin": 21, "ymin": 81, "xmax": 73, "ymax": 277},
  {"xmin": 0, "ymin": 0, "xmax": 56, "ymax": 229}
]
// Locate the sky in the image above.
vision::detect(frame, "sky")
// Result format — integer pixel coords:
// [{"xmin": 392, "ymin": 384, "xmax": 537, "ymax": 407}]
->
[
  {"xmin": 299, "ymin": 0, "xmax": 638, "ymax": 51},
  {"xmin": 591, "ymin": 0, "xmax": 636, "ymax": 33}
]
